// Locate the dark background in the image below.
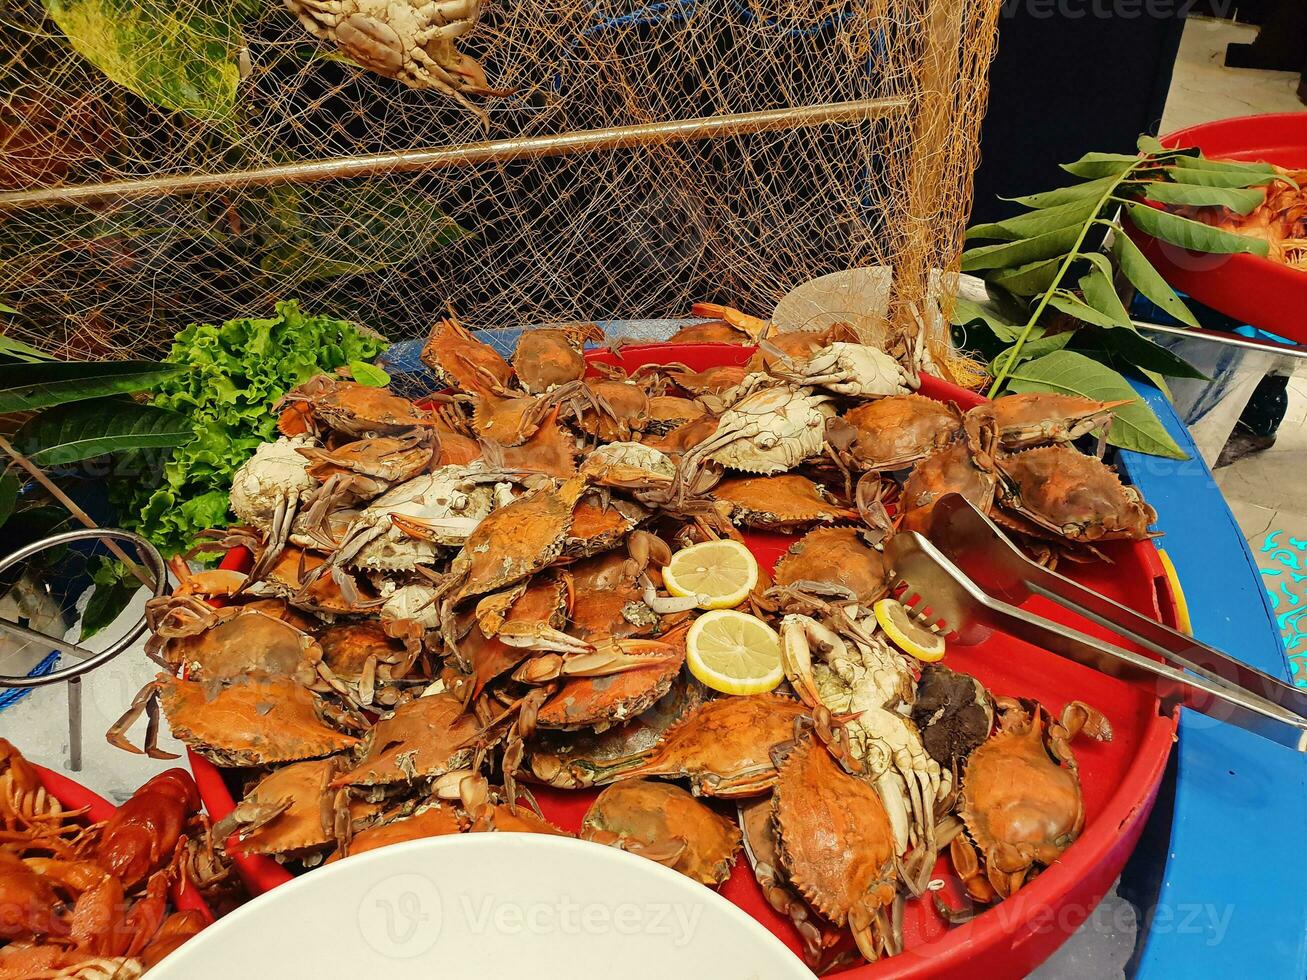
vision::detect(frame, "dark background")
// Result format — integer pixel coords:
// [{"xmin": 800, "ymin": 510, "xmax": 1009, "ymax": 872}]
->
[{"xmin": 971, "ymin": 3, "xmax": 1187, "ymax": 225}]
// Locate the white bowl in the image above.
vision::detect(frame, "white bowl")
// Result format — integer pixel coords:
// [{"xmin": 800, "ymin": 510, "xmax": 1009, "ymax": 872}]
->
[{"xmin": 154, "ymin": 834, "xmax": 813, "ymax": 979}]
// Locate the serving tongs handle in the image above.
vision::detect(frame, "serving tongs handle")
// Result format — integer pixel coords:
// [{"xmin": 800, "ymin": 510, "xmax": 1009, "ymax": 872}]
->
[
  {"xmin": 899, "ymin": 533, "xmax": 1307, "ymax": 753},
  {"xmin": 928, "ymin": 494, "xmax": 1307, "ymax": 718}
]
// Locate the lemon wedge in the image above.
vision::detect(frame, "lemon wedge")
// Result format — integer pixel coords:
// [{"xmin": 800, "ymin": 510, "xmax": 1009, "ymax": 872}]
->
[
  {"xmin": 662, "ymin": 539, "xmax": 758, "ymax": 610},
  {"xmin": 874, "ymin": 597, "xmax": 946, "ymax": 662},
  {"xmin": 686, "ymin": 610, "xmax": 783, "ymax": 695}
]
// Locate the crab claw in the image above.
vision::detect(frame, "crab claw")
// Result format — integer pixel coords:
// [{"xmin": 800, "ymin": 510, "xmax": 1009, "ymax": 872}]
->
[
  {"xmin": 497, "ymin": 623, "xmax": 594, "ymax": 655},
  {"xmin": 779, "ymin": 614, "xmax": 846, "ymax": 710},
  {"xmin": 390, "ymin": 513, "xmax": 483, "ymax": 542},
  {"xmin": 512, "ymin": 639, "xmax": 678, "ymax": 685},
  {"xmin": 639, "ymin": 574, "xmax": 703, "ymax": 614}
]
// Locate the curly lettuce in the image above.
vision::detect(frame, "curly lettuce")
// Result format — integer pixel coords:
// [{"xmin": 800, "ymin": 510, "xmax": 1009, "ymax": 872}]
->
[{"xmin": 117, "ymin": 300, "xmax": 386, "ymax": 557}]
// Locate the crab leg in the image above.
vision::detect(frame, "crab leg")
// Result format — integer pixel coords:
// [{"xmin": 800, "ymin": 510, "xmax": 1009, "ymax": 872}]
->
[
  {"xmin": 639, "ymin": 574, "xmax": 703, "ymax": 614},
  {"xmin": 497, "ymin": 625, "xmax": 594, "ymax": 655}
]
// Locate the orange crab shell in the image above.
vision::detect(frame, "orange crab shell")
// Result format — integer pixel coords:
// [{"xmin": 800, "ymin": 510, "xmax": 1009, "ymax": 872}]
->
[
  {"xmin": 471, "ymin": 389, "xmax": 543, "ymax": 447},
  {"xmin": 666, "ymin": 319, "xmax": 754, "ymax": 345},
  {"xmin": 573, "ymin": 379, "xmax": 650, "ymax": 442},
  {"xmin": 666, "ymin": 363, "xmax": 749, "ymax": 395},
  {"xmin": 581, "ymin": 779, "xmax": 742, "ymax": 886},
  {"xmin": 958, "ymin": 705, "xmax": 1087, "ymax": 896},
  {"xmin": 160, "ymin": 673, "xmax": 361, "ymax": 767},
  {"xmin": 899, "ymin": 439, "xmax": 997, "ymax": 535},
  {"xmin": 231, "ymin": 758, "xmax": 376, "ymax": 857},
  {"xmin": 284, "ymin": 377, "xmax": 438, "ymax": 438},
  {"xmin": 645, "ymin": 394, "xmax": 707, "ymax": 433},
  {"xmin": 331, "ymin": 802, "xmax": 464, "ymax": 861},
  {"xmin": 834, "ymin": 394, "xmax": 962, "ymax": 471},
  {"xmin": 496, "ymin": 406, "xmax": 578, "ymax": 478},
  {"xmin": 450, "ymin": 478, "xmax": 587, "ymax": 604},
  {"xmin": 995, "ymin": 446, "xmax": 1157, "ymax": 542},
  {"xmin": 772, "ymin": 737, "xmax": 898, "ymax": 930},
  {"xmin": 333, "ymin": 694, "xmax": 479, "ymax": 788},
  {"xmin": 773, "ymin": 526, "xmax": 887, "ymax": 602},
  {"xmin": 153, "ymin": 608, "xmax": 322, "ymax": 682},
  {"xmin": 471, "ymin": 803, "xmax": 573, "ymax": 836},
  {"xmin": 713, "ymin": 474, "xmax": 857, "ymax": 531},
  {"xmin": 564, "ymin": 494, "xmax": 647, "ymax": 557},
  {"xmin": 421, "ymin": 316, "xmax": 513, "ymax": 396},
  {"xmin": 641, "ymin": 414, "xmax": 720, "ymax": 455},
  {"xmin": 317, "ymin": 622, "xmax": 413, "ymax": 682},
  {"xmin": 565, "ymin": 550, "xmax": 659, "ymax": 642},
  {"xmin": 533, "ymin": 629, "xmax": 689, "ymax": 731},
  {"xmin": 512, "ymin": 324, "xmax": 602, "ymax": 394},
  {"xmin": 614, "ymin": 693, "xmax": 808, "ymax": 796}
]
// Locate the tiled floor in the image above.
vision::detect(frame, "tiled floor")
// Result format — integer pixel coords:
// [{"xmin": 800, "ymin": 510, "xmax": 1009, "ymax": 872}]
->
[{"xmin": 1162, "ymin": 17, "xmax": 1307, "ymax": 685}]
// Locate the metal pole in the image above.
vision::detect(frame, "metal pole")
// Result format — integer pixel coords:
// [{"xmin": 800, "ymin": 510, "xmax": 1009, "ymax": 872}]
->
[
  {"xmin": 67, "ymin": 677, "xmax": 82, "ymax": 772},
  {"xmin": 1132, "ymin": 318, "xmax": 1307, "ymax": 361},
  {"xmin": 0, "ymin": 99, "xmax": 909, "ymax": 211}
]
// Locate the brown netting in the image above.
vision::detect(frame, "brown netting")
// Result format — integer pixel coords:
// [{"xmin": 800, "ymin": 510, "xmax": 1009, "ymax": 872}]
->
[{"xmin": 0, "ymin": 1, "xmax": 1001, "ymax": 374}]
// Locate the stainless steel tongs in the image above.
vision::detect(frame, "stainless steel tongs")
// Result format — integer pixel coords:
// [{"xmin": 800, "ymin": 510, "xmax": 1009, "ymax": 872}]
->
[{"xmin": 883, "ymin": 494, "xmax": 1307, "ymax": 753}]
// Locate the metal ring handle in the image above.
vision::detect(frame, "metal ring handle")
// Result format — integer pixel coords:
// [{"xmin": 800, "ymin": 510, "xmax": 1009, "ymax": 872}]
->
[{"xmin": 0, "ymin": 529, "xmax": 167, "ymax": 687}]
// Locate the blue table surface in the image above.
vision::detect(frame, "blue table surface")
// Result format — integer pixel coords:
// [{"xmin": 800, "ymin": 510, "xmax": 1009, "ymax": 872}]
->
[
  {"xmin": 1119, "ymin": 384, "xmax": 1307, "ymax": 978},
  {"xmin": 385, "ymin": 333, "xmax": 1307, "ymax": 976}
]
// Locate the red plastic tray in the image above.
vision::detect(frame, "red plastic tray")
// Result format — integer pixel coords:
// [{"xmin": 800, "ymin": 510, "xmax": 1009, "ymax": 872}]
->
[
  {"xmin": 32, "ymin": 764, "xmax": 214, "ymax": 922},
  {"xmin": 191, "ymin": 343, "xmax": 1177, "ymax": 978},
  {"xmin": 1124, "ymin": 111, "xmax": 1307, "ymax": 341}
]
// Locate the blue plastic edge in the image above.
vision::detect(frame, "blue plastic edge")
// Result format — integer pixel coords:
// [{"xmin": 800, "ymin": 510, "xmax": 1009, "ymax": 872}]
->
[{"xmin": 1117, "ymin": 382, "xmax": 1307, "ymax": 978}]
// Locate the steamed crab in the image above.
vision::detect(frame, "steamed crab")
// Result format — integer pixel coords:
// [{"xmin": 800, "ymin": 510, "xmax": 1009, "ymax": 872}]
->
[
  {"xmin": 229, "ymin": 436, "xmax": 318, "ymax": 579},
  {"xmin": 512, "ymin": 323, "xmax": 604, "ymax": 393},
  {"xmin": 780, "ymin": 612, "xmax": 947, "ymax": 874},
  {"xmin": 712, "ymin": 474, "xmax": 856, "ymax": 532},
  {"xmin": 681, "ymin": 377, "xmax": 833, "ymax": 476},
  {"xmin": 994, "ymin": 446, "xmax": 1157, "ymax": 542},
  {"xmin": 284, "ymin": 1, "xmax": 507, "ymax": 118},
  {"xmin": 771, "ymin": 342, "xmax": 918, "ymax": 399},
  {"xmin": 278, "ymin": 375, "xmax": 437, "ymax": 439},
  {"xmin": 826, "ymin": 394, "xmax": 962, "ymax": 473},
  {"xmin": 969, "ymin": 393, "xmax": 1130, "ymax": 451},
  {"xmin": 942, "ymin": 698, "xmax": 1111, "ymax": 912}
]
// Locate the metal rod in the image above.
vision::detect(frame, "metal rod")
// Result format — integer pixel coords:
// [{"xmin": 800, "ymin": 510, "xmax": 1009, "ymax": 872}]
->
[
  {"xmin": 1132, "ymin": 318, "xmax": 1307, "ymax": 360},
  {"xmin": 0, "ymin": 620, "xmax": 95, "ymax": 663},
  {"xmin": 67, "ymin": 677, "xmax": 82, "ymax": 772},
  {"xmin": 0, "ymin": 99, "xmax": 909, "ymax": 211}
]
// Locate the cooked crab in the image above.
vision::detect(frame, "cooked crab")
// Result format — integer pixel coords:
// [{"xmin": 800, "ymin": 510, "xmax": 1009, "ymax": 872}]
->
[
  {"xmin": 317, "ymin": 621, "xmax": 423, "ymax": 706},
  {"xmin": 581, "ymin": 779, "xmax": 741, "ymax": 886},
  {"xmin": 108, "ymin": 673, "xmax": 363, "ymax": 766},
  {"xmin": 489, "ymin": 405, "xmax": 580, "ymax": 478},
  {"xmin": 994, "ymin": 446, "xmax": 1157, "ymax": 542},
  {"xmin": 296, "ymin": 430, "xmax": 439, "ymax": 521},
  {"xmin": 771, "ymin": 342, "xmax": 918, "ymax": 399},
  {"xmin": 772, "ymin": 526, "xmax": 887, "ymax": 603},
  {"xmin": 826, "ymin": 394, "xmax": 962, "ymax": 473},
  {"xmin": 682, "ymin": 378, "xmax": 833, "ymax": 476},
  {"xmin": 214, "ymin": 757, "xmax": 363, "ymax": 859},
  {"xmin": 530, "ymin": 634, "xmax": 687, "ymax": 731},
  {"xmin": 330, "ymin": 464, "xmax": 504, "ymax": 572},
  {"xmin": 604, "ymin": 694, "xmax": 808, "ymax": 796},
  {"xmin": 945, "ymin": 698, "xmax": 1112, "ymax": 908},
  {"xmin": 898, "ymin": 438, "xmax": 998, "ymax": 535},
  {"xmin": 229, "ymin": 436, "xmax": 318, "ymax": 579},
  {"xmin": 512, "ymin": 323, "xmax": 604, "ymax": 393},
  {"xmin": 422, "ymin": 314, "xmax": 514, "ymax": 395},
  {"xmin": 971, "ymin": 393, "xmax": 1130, "ymax": 450},
  {"xmin": 909, "ymin": 664, "xmax": 995, "ymax": 769},
  {"xmin": 279, "ymin": 375, "xmax": 437, "ymax": 439},
  {"xmin": 712, "ymin": 474, "xmax": 856, "ymax": 531},
  {"xmin": 333, "ymin": 693, "xmax": 480, "ymax": 789},
  {"xmin": 772, "ymin": 733, "xmax": 901, "ymax": 962}
]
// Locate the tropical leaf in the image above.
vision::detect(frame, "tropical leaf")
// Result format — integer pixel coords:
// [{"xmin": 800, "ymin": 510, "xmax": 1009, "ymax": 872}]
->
[
  {"xmin": 0, "ymin": 361, "xmax": 184, "ymax": 414},
  {"xmin": 1006, "ymin": 350, "xmax": 1187, "ymax": 459},
  {"xmin": 962, "ymin": 226, "xmax": 1081, "ymax": 272},
  {"xmin": 1139, "ymin": 368, "xmax": 1173, "ymax": 400},
  {"xmin": 349, "ymin": 362, "xmax": 390, "ymax": 387},
  {"xmin": 0, "ymin": 335, "xmax": 52, "ymax": 363},
  {"xmin": 989, "ymin": 256, "xmax": 1068, "ymax": 297},
  {"xmin": 0, "ymin": 302, "xmax": 16, "ymax": 314},
  {"xmin": 949, "ymin": 297, "xmax": 1022, "ymax": 343},
  {"xmin": 1087, "ymin": 328, "xmax": 1208, "ymax": 381},
  {"xmin": 1170, "ymin": 156, "xmax": 1276, "ymax": 175},
  {"xmin": 965, "ymin": 197, "xmax": 1104, "ymax": 242},
  {"xmin": 80, "ymin": 558, "xmax": 141, "ymax": 641},
  {"xmin": 42, "ymin": 0, "xmax": 243, "ymax": 126},
  {"xmin": 1111, "ymin": 232, "xmax": 1199, "ymax": 328},
  {"xmin": 13, "ymin": 399, "xmax": 190, "ymax": 466},
  {"xmin": 1165, "ymin": 166, "xmax": 1282, "ymax": 189},
  {"xmin": 1007, "ymin": 174, "xmax": 1123, "ymax": 210},
  {"xmin": 1142, "ymin": 182, "xmax": 1265, "ymax": 214},
  {"xmin": 989, "ymin": 332, "xmax": 1072, "ymax": 378},
  {"xmin": 1061, "ymin": 152, "xmax": 1144, "ymax": 179},
  {"xmin": 1078, "ymin": 256, "xmax": 1132, "ymax": 325},
  {"xmin": 1125, "ymin": 203, "xmax": 1270, "ymax": 255},
  {"xmin": 1048, "ymin": 292, "xmax": 1122, "ymax": 329}
]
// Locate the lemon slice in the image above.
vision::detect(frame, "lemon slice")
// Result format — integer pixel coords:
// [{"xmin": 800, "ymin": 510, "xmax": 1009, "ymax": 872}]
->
[
  {"xmin": 874, "ymin": 597, "xmax": 946, "ymax": 662},
  {"xmin": 662, "ymin": 539, "xmax": 758, "ymax": 611},
  {"xmin": 686, "ymin": 610, "xmax": 783, "ymax": 695}
]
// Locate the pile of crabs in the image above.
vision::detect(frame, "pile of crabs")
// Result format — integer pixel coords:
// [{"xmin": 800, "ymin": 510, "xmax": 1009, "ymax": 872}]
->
[
  {"xmin": 0, "ymin": 740, "xmax": 209, "ymax": 978},
  {"xmin": 108, "ymin": 304, "xmax": 1151, "ymax": 971}
]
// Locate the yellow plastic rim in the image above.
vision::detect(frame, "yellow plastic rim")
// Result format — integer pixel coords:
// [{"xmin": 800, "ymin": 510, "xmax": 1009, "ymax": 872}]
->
[
  {"xmin": 686, "ymin": 609, "xmax": 783, "ymax": 695},
  {"xmin": 1156, "ymin": 548, "xmax": 1193, "ymax": 636},
  {"xmin": 662, "ymin": 539, "xmax": 759, "ymax": 610},
  {"xmin": 874, "ymin": 597, "xmax": 946, "ymax": 662}
]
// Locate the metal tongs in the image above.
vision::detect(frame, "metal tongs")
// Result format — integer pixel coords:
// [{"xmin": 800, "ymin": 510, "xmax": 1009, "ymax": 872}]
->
[{"xmin": 883, "ymin": 494, "xmax": 1307, "ymax": 753}]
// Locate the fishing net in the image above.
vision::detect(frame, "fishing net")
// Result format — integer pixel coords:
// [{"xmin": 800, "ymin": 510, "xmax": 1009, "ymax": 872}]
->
[{"xmin": 0, "ymin": 1, "xmax": 1001, "ymax": 378}]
